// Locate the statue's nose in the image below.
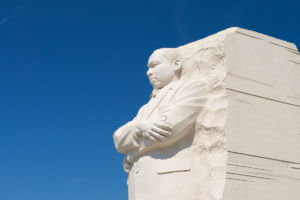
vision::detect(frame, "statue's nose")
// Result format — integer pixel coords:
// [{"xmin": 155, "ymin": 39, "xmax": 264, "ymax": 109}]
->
[{"xmin": 147, "ymin": 69, "xmax": 153, "ymax": 77}]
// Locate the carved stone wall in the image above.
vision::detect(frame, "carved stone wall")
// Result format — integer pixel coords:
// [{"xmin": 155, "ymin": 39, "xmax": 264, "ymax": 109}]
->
[
  {"xmin": 224, "ymin": 28, "xmax": 300, "ymax": 200},
  {"xmin": 177, "ymin": 34, "xmax": 228, "ymax": 200},
  {"xmin": 176, "ymin": 27, "xmax": 300, "ymax": 200},
  {"xmin": 114, "ymin": 27, "xmax": 300, "ymax": 200}
]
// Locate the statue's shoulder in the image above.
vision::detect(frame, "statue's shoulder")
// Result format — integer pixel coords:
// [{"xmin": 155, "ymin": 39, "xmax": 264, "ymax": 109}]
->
[{"xmin": 175, "ymin": 78, "xmax": 208, "ymax": 92}]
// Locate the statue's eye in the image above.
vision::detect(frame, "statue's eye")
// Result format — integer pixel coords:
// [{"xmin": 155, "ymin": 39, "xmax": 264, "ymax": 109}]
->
[
  {"xmin": 152, "ymin": 62, "xmax": 160, "ymax": 67},
  {"xmin": 148, "ymin": 61, "xmax": 160, "ymax": 68}
]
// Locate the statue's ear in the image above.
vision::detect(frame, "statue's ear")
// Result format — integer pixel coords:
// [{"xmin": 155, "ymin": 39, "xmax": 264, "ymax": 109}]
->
[{"xmin": 172, "ymin": 59, "xmax": 182, "ymax": 72}]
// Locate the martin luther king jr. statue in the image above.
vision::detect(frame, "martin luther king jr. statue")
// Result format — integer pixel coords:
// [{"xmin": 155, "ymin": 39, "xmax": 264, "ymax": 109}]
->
[
  {"xmin": 113, "ymin": 28, "xmax": 300, "ymax": 200},
  {"xmin": 113, "ymin": 45, "xmax": 228, "ymax": 200}
]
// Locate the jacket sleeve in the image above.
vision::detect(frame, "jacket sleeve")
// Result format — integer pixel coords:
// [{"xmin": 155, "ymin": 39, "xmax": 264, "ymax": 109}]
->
[{"xmin": 113, "ymin": 119, "xmax": 140, "ymax": 154}]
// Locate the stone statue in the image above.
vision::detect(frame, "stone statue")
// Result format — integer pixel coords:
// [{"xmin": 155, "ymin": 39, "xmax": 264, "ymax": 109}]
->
[
  {"xmin": 113, "ymin": 28, "xmax": 300, "ymax": 200},
  {"xmin": 113, "ymin": 46, "xmax": 227, "ymax": 200}
]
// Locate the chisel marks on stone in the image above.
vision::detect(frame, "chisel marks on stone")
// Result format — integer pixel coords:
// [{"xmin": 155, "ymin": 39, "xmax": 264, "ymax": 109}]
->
[
  {"xmin": 228, "ymin": 151, "xmax": 300, "ymax": 165},
  {"xmin": 248, "ymin": 171, "xmax": 300, "ymax": 181},
  {"xmin": 227, "ymin": 172, "xmax": 276, "ymax": 181},
  {"xmin": 228, "ymin": 163, "xmax": 272, "ymax": 172},
  {"xmin": 236, "ymin": 31, "xmax": 263, "ymax": 40},
  {"xmin": 226, "ymin": 177, "xmax": 254, "ymax": 183},
  {"xmin": 232, "ymin": 98, "xmax": 252, "ymax": 105},
  {"xmin": 228, "ymin": 72, "xmax": 274, "ymax": 87},
  {"xmin": 269, "ymin": 41, "xmax": 296, "ymax": 51},
  {"xmin": 288, "ymin": 49, "xmax": 300, "ymax": 56},
  {"xmin": 290, "ymin": 164, "xmax": 300, "ymax": 170},
  {"xmin": 288, "ymin": 60, "xmax": 300, "ymax": 65},
  {"xmin": 227, "ymin": 89, "xmax": 300, "ymax": 108}
]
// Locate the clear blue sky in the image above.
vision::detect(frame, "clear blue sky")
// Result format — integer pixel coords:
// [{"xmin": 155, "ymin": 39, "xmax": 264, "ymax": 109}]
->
[{"xmin": 0, "ymin": 0, "xmax": 299, "ymax": 199}]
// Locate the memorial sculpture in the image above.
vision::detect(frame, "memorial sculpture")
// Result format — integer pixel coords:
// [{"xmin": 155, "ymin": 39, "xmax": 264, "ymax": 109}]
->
[{"xmin": 113, "ymin": 27, "xmax": 300, "ymax": 200}]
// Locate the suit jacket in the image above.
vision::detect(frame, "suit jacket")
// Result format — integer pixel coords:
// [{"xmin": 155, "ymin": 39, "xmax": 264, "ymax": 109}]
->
[{"xmin": 113, "ymin": 79, "xmax": 226, "ymax": 200}]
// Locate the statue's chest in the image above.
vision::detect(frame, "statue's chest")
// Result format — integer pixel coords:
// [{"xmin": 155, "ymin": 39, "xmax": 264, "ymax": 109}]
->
[{"xmin": 137, "ymin": 88, "xmax": 177, "ymax": 121}]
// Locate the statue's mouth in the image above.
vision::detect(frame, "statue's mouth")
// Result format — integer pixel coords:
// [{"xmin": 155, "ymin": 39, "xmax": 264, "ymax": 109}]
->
[{"xmin": 149, "ymin": 77, "xmax": 158, "ymax": 81}]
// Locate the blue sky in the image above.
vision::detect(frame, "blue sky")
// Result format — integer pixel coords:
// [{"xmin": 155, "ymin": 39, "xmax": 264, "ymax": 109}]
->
[{"xmin": 0, "ymin": 0, "xmax": 299, "ymax": 199}]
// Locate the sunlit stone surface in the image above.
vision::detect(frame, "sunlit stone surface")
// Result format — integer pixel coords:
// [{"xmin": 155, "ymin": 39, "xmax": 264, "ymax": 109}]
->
[{"xmin": 113, "ymin": 27, "xmax": 300, "ymax": 200}]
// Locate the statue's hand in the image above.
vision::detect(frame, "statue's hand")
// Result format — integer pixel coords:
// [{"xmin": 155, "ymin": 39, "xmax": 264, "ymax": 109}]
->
[{"xmin": 135, "ymin": 121, "xmax": 173, "ymax": 142}]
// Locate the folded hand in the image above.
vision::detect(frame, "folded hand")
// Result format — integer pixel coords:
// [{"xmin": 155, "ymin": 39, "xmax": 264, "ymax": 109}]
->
[{"xmin": 135, "ymin": 121, "xmax": 173, "ymax": 142}]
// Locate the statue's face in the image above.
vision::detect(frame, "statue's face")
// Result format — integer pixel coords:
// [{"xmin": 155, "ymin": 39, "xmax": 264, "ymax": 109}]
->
[{"xmin": 147, "ymin": 52, "xmax": 175, "ymax": 89}]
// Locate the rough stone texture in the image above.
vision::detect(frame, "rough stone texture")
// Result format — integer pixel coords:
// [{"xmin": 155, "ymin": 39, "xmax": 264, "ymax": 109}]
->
[
  {"xmin": 113, "ymin": 27, "xmax": 300, "ymax": 200},
  {"xmin": 179, "ymin": 27, "xmax": 300, "ymax": 199},
  {"xmin": 177, "ymin": 34, "xmax": 228, "ymax": 200}
]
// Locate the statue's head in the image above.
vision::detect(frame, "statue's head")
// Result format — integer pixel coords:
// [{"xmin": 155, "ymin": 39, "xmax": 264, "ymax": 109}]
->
[{"xmin": 147, "ymin": 48, "xmax": 182, "ymax": 89}]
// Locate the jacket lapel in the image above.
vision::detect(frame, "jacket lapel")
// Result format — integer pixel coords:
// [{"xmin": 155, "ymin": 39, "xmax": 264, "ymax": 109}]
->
[
  {"xmin": 143, "ymin": 81, "xmax": 180, "ymax": 120},
  {"xmin": 144, "ymin": 89, "xmax": 170, "ymax": 120}
]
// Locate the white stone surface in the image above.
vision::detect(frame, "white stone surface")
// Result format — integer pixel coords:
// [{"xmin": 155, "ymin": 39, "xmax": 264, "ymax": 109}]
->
[{"xmin": 113, "ymin": 27, "xmax": 300, "ymax": 200}]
